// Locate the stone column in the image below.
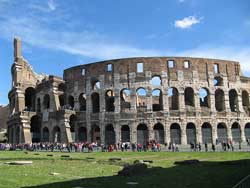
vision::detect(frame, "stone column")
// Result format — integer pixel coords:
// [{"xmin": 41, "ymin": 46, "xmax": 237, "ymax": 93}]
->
[
  {"xmin": 227, "ymin": 125, "xmax": 232, "ymax": 141},
  {"xmin": 114, "ymin": 89, "xmax": 121, "ymax": 113},
  {"xmin": 196, "ymin": 125, "xmax": 202, "ymax": 144},
  {"xmin": 240, "ymin": 124, "xmax": 246, "ymax": 142},
  {"xmin": 181, "ymin": 124, "xmax": 187, "ymax": 145},
  {"xmin": 131, "ymin": 122, "xmax": 137, "ymax": 144},
  {"xmin": 165, "ymin": 123, "xmax": 170, "ymax": 144},
  {"xmin": 147, "ymin": 88, "xmax": 153, "ymax": 112},
  {"xmin": 212, "ymin": 124, "xmax": 217, "ymax": 144}
]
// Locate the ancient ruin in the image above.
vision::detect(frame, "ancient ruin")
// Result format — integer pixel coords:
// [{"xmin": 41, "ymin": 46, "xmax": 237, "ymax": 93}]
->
[{"xmin": 7, "ymin": 38, "xmax": 250, "ymax": 145}]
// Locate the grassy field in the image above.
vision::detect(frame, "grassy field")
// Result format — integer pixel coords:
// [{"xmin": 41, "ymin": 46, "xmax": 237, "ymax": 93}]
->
[{"xmin": 0, "ymin": 151, "xmax": 250, "ymax": 188}]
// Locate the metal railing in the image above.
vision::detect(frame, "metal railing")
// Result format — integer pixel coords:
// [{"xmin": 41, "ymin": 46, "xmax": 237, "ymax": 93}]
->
[{"xmin": 232, "ymin": 174, "xmax": 250, "ymax": 188}]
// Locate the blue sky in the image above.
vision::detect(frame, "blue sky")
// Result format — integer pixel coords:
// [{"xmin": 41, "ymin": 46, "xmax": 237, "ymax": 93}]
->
[{"xmin": 0, "ymin": 0, "xmax": 250, "ymax": 105}]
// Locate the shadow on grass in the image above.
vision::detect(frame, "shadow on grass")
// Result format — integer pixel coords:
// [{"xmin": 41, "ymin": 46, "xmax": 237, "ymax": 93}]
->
[{"xmin": 22, "ymin": 159, "xmax": 250, "ymax": 188}]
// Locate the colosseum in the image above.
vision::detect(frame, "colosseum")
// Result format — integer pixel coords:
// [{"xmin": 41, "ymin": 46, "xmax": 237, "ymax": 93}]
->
[{"xmin": 7, "ymin": 38, "xmax": 250, "ymax": 146}]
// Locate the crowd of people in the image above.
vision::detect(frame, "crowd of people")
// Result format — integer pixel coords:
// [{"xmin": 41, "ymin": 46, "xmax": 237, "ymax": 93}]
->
[{"xmin": 0, "ymin": 139, "xmax": 249, "ymax": 153}]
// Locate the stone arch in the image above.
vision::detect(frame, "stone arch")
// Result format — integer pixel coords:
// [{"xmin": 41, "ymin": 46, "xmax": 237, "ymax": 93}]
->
[
  {"xmin": 91, "ymin": 78, "xmax": 101, "ymax": 90},
  {"xmin": 69, "ymin": 114, "xmax": 77, "ymax": 142},
  {"xmin": 199, "ymin": 88, "xmax": 210, "ymax": 108},
  {"xmin": 59, "ymin": 94, "xmax": 65, "ymax": 107},
  {"xmin": 79, "ymin": 93, "xmax": 86, "ymax": 111},
  {"xmin": 153, "ymin": 123, "xmax": 164, "ymax": 144},
  {"xmin": 242, "ymin": 90, "xmax": 250, "ymax": 112},
  {"xmin": 231, "ymin": 122, "xmax": 241, "ymax": 142},
  {"xmin": 25, "ymin": 87, "xmax": 36, "ymax": 111},
  {"xmin": 91, "ymin": 92, "xmax": 100, "ymax": 113},
  {"xmin": 137, "ymin": 124, "xmax": 148, "ymax": 145},
  {"xmin": 30, "ymin": 115, "xmax": 42, "ymax": 143},
  {"xmin": 186, "ymin": 123, "xmax": 196, "ymax": 144},
  {"xmin": 151, "ymin": 75, "xmax": 161, "ymax": 86},
  {"xmin": 58, "ymin": 83, "xmax": 66, "ymax": 92},
  {"xmin": 152, "ymin": 89, "xmax": 163, "ymax": 111},
  {"xmin": 168, "ymin": 87, "xmax": 179, "ymax": 110},
  {"xmin": 120, "ymin": 89, "xmax": 131, "ymax": 111},
  {"xmin": 201, "ymin": 123, "xmax": 212, "ymax": 144},
  {"xmin": 42, "ymin": 127, "xmax": 49, "ymax": 142},
  {"xmin": 217, "ymin": 123, "xmax": 227, "ymax": 143},
  {"xmin": 185, "ymin": 87, "xmax": 195, "ymax": 107},
  {"xmin": 36, "ymin": 98, "xmax": 41, "ymax": 112},
  {"xmin": 215, "ymin": 89, "xmax": 225, "ymax": 112},
  {"xmin": 214, "ymin": 76, "xmax": 223, "ymax": 86},
  {"xmin": 52, "ymin": 126, "xmax": 61, "ymax": 143},
  {"xmin": 105, "ymin": 90, "xmax": 115, "ymax": 112},
  {"xmin": 121, "ymin": 125, "xmax": 130, "ymax": 142},
  {"xmin": 43, "ymin": 94, "xmax": 50, "ymax": 110},
  {"xmin": 170, "ymin": 123, "xmax": 181, "ymax": 144},
  {"xmin": 68, "ymin": 95, "xmax": 74, "ymax": 109},
  {"xmin": 245, "ymin": 123, "xmax": 250, "ymax": 141},
  {"xmin": 136, "ymin": 88, "xmax": 147, "ymax": 109},
  {"xmin": 78, "ymin": 127, "xmax": 87, "ymax": 142},
  {"xmin": 229, "ymin": 89, "xmax": 239, "ymax": 112},
  {"xmin": 105, "ymin": 124, "xmax": 116, "ymax": 145},
  {"xmin": 91, "ymin": 124, "xmax": 100, "ymax": 143}
]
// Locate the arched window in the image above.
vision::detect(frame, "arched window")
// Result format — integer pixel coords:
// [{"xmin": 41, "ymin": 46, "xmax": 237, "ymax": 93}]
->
[
  {"xmin": 91, "ymin": 125, "xmax": 100, "ymax": 143},
  {"xmin": 170, "ymin": 123, "xmax": 181, "ymax": 144},
  {"xmin": 215, "ymin": 89, "xmax": 225, "ymax": 112},
  {"xmin": 79, "ymin": 93, "xmax": 86, "ymax": 111},
  {"xmin": 231, "ymin": 122, "xmax": 241, "ymax": 143},
  {"xmin": 152, "ymin": 89, "xmax": 163, "ymax": 111},
  {"xmin": 68, "ymin": 95, "xmax": 74, "ymax": 109},
  {"xmin": 245, "ymin": 123, "xmax": 250, "ymax": 141},
  {"xmin": 36, "ymin": 98, "xmax": 41, "ymax": 112},
  {"xmin": 52, "ymin": 126, "xmax": 61, "ymax": 143},
  {"xmin": 105, "ymin": 90, "xmax": 115, "ymax": 112},
  {"xmin": 25, "ymin": 87, "xmax": 36, "ymax": 111},
  {"xmin": 214, "ymin": 76, "xmax": 223, "ymax": 86},
  {"xmin": 30, "ymin": 115, "xmax": 41, "ymax": 143},
  {"xmin": 151, "ymin": 76, "xmax": 161, "ymax": 86},
  {"xmin": 42, "ymin": 127, "xmax": 49, "ymax": 142},
  {"xmin": 136, "ymin": 88, "xmax": 147, "ymax": 110},
  {"xmin": 69, "ymin": 115, "xmax": 77, "ymax": 142},
  {"xmin": 217, "ymin": 123, "xmax": 227, "ymax": 143},
  {"xmin": 185, "ymin": 87, "xmax": 195, "ymax": 107},
  {"xmin": 120, "ymin": 89, "xmax": 131, "ymax": 111},
  {"xmin": 168, "ymin": 87, "xmax": 179, "ymax": 110},
  {"xmin": 242, "ymin": 91, "xmax": 250, "ymax": 112},
  {"xmin": 137, "ymin": 124, "xmax": 148, "ymax": 145},
  {"xmin": 229, "ymin": 89, "xmax": 238, "ymax": 112},
  {"xmin": 78, "ymin": 127, "xmax": 87, "ymax": 142},
  {"xmin": 121, "ymin": 125, "xmax": 130, "ymax": 142},
  {"xmin": 201, "ymin": 123, "xmax": 212, "ymax": 144},
  {"xmin": 59, "ymin": 95, "xmax": 65, "ymax": 107},
  {"xmin": 199, "ymin": 88, "xmax": 210, "ymax": 108},
  {"xmin": 186, "ymin": 123, "xmax": 196, "ymax": 144},
  {"xmin": 91, "ymin": 92, "xmax": 100, "ymax": 113},
  {"xmin": 43, "ymin": 94, "xmax": 50, "ymax": 109},
  {"xmin": 91, "ymin": 78, "xmax": 101, "ymax": 90},
  {"xmin": 105, "ymin": 124, "xmax": 115, "ymax": 145}
]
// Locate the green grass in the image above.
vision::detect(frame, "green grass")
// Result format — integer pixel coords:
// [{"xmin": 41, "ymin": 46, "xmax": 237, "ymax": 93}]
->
[{"xmin": 0, "ymin": 151, "xmax": 250, "ymax": 188}]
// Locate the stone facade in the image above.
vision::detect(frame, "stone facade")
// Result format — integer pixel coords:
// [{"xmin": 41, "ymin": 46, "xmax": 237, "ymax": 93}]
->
[
  {"xmin": 7, "ymin": 38, "xmax": 250, "ymax": 145},
  {"xmin": 0, "ymin": 105, "xmax": 9, "ymax": 131}
]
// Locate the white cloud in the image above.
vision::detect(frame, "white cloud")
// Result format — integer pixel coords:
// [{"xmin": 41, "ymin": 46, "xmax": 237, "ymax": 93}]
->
[
  {"xmin": 48, "ymin": 0, "xmax": 56, "ymax": 11},
  {"xmin": 174, "ymin": 16, "xmax": 202, "ymax": 29}
]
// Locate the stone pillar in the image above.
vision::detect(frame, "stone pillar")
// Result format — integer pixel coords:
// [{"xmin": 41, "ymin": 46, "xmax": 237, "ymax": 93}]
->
[
  {"xmin": 179, "ymin": 89, "xmax": 185, "ymax": 115},
  {"xmin": 114, "ymin": 89, "xmax": 121, "ymax": 113},
  {"xmin": 196, "ymin": 125, "xmax": 202, "ymax": 144},
  {"xmin": 131, "ymin": 122, "xmax": 137, "ymax": 144},
  {"xmin": 130, "ymin": 89, "xmax": 137, "ymax": 110},
  {"xmin": 240, "ymin": 124, "xmax": 246, "ymax": 142},
  {"xmin": 148, "ymin": 122, "xmax": 154, "ymax": 141},
  {"xmin": 165, "ymin": 123, "xmax": 170, "ymax": 144},
  {"xmin": 147, "ymin": 88, "xmax": 153, "ymax": 112},
  {"xmin": 162, "ymin": 90, "xmax": 169, "ymax": 112},
  {"xmin": 227, "ymin": 125, "xmax": 232, "ymax": 141},
  {"xmin": 181, "ymin": 125, "xmax": 187, "ymax": 145},
  {"xmin": 115, "ymin": 123, "xmax": 121, "ymax": 144},
  {"xmin": 212, "ymin": 124, "xmax": 217, "ymax": 144}
]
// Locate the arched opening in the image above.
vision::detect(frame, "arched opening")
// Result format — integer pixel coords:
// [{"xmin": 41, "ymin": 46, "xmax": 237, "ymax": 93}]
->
[
  {"xmin": 242, "ymin": 91, "xmax": 250, "ymax": 112},
  {"xmin": 215, "ymin": 89, "xmax": 225, "ymax": 112},
  {"xmin": 185, "ymin": 87, "xmax": 195, "ymax": 107},
  {"xmin": 79, "ymin": 93, "xmax": 86, "ymax": 111},
  {"xmin": 30, "ymin": 115, "xmax": 41, "ymax": 143},
  {"xmin": 137, "ymin": 124, "xmax": 148, "ymax": 145},
  {"xmin": 245, "ymin": 123, "xmax": 250, "ymax": 141},
  {"xmin": 231, "ymin": 122, "xmax": 241, "ymax": 143},
  {"xmin": 69, "ymin": 115, "xmax": 77, "ymax": 142},
  {"xmin": 68, "ymin": 95, "xmax": 74, "ymax": 109},
  {"xmin": 91, "ymin": 125, "xmax": 100, "ymax": 143},
  {"xmin": 43, "ymin": 94, "xmax": 50, "ymax": 110},
  {"xmin": 105, "ymin": 124, "xmax": 116, "ymax": 145},
  {"xmin": 214, "ymin": 76, "xmax": 223, "ymax": 86},
  {"xmin": 25, "ymin": 87, "xmax": 36, "ymax": 111},
  {"xmin": 58, "ymin": 83, "xmax": 66, "ymax": 92},
  {"xmin": 121, "ymin": 125, "xmax": 130, "ymax": 142},
  {"xmin": 186, "ymin": 123, "xmax": 196, "ymax": 144},
  {"xmin": 91, "ymin": 92, "xmax": 100, "ymax": 113},
  {"xmin": 229, "ymin": 89, "xmax": 239, "ymax": 112},
  {"xmin": 136, "ymin": 88, "xmax": 147, "ymax": 110},
  {"xmin": 152, "ymin": 89, "xmax": 163, "ymax": 111},
  {"xmin": 78, "ymin": 127, "xmax": 87, "ymax": 142},
  {"xmin": 120, "ymin": 89, "xmax": 131, "ymax": 111},
  {"xmin": 153, "ymin": 123, "xmax": 164, "ymax": 144},
  {"xmin": 59, "ymin": 94, "xmax": 65, "ymax": 107},
  {"xmin": 168, "ymin": 87, "xmax": 179, "ymax": 110},
  {"xmin": 105, "ymin": 90, "xmax": 115, "ymax": 112},
  {"xmin": 202, "ymin": 123, "xmax": 212, "ymax": 144},
  {"xmin": 199, "ymin": 88, "xmax": 210, "ymax": 108},
  {"xmin": 36, "ymin": 98, "xmax": 41, "ymax": 112},
  {"xmin": 217, "ymin": 123, "xmax": 227, "ymax": 143},
  {"xmin": 151, "ymin": 76, "xmax": 161, "ymax": 86},
  {"xmin": 52, "ymin": 126, "xmax": 61, "ymax": 143},
  {"xmin": 42, "ymin": 127, "xmax": 49, "ymax": 142},
  {"xmin": 91, "ymin": 79, "xmax": 101, "ymax": 90},
  {"xmin": 16, "ymin": 126, "xmax": 20, "ymax": 144},
  {"xmin": 170, "ymin": 123, "xmax": 181, "ymax": 144}
]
